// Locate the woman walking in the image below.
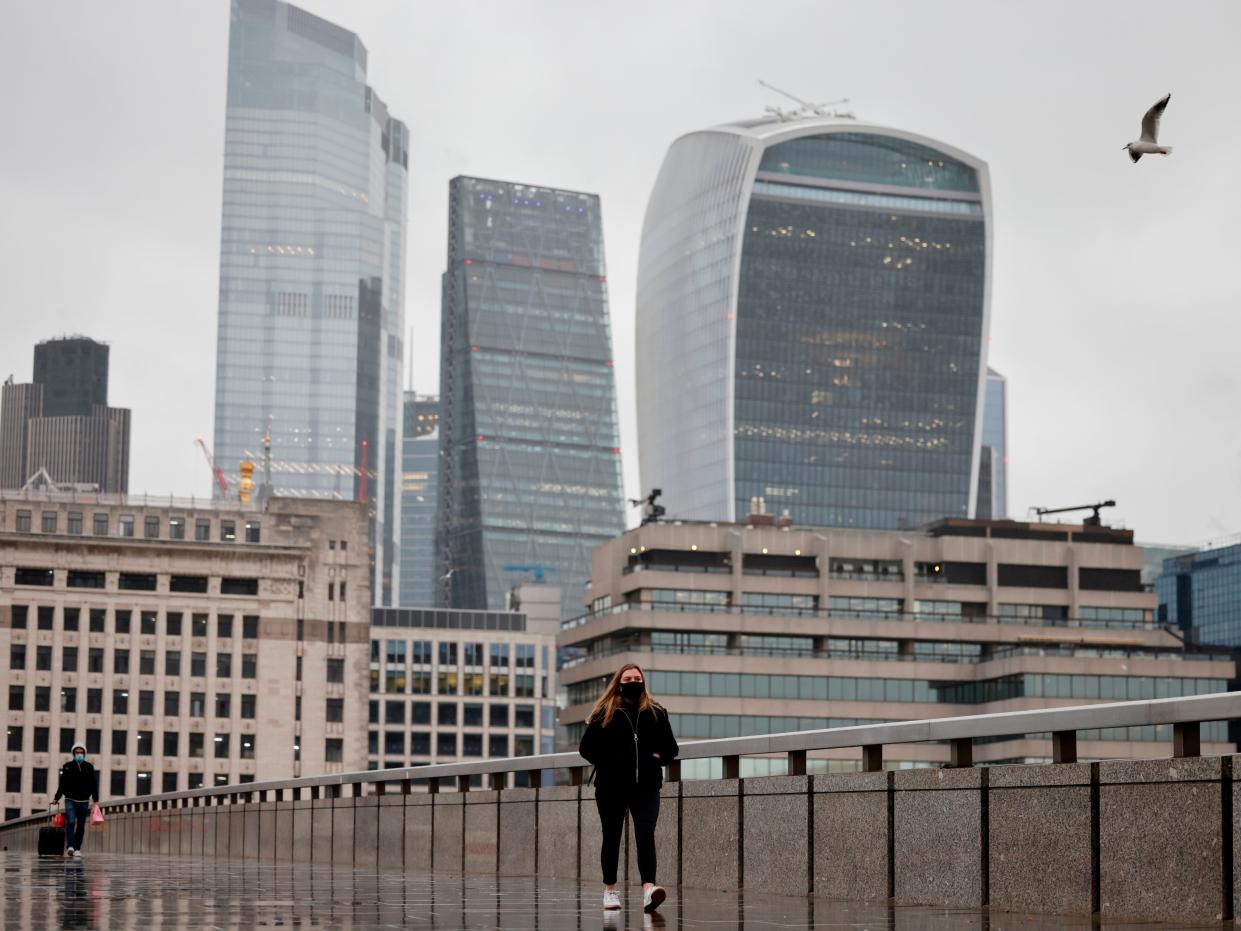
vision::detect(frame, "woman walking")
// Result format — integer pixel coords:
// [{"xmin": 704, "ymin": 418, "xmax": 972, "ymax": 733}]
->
[{"xmin": 579, "ymin": 663, "xmax": 679, "ymax": 914}]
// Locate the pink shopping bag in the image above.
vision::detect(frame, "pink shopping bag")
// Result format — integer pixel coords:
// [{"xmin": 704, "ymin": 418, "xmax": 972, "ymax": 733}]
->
[{"xmin": 89, "ymin": 804, "xmax": 105, "ymax": 826}]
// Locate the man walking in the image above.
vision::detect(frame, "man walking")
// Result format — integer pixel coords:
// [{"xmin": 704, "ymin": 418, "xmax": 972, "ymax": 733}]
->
[{"xmin": 53, "ymin": 744, "xmax": 98, "ymax": 858}]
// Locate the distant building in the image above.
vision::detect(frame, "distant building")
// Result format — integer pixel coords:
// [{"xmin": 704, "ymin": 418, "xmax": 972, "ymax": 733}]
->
[
  {"xmin": 975, "ymin": 368, "xmax": 1008, "ymax": 519},
  {"xmin": 0, "ymin": 492, "xmax": 371, "ymax": 819},
  {"xmin": 561, "ymin": 512, "xmax": 1234, "ymax": 771},
  {"xmin": 369, "ymin": 584, "xmax": 559, "ymax": 781},
  {"xmin": 636, "ymin": 115, "xmax": 993, "ymax": 529},
  {"xmin": 212, "ymin": 0, "xmax": 408, "ymax": 605},
  {"xmin": 436, "ymin": 176, "xmax": 626, "ymax": 619},
  {"xmin": 399, "ymin": 393, "xmax": 439, "ymax": 608},
  {"xmin": 0, "ymin": 337, "xmax": 130, "ymax": 493},
  {"xmin": 1156, "ymin": 541, "xmax": 1241, "ymax": 646}
]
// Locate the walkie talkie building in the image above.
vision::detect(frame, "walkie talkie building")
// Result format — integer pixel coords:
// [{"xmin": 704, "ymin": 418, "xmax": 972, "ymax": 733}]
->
[{"xmin": 636, "ymin": 116, "xmax": 992, "ymax": 529}]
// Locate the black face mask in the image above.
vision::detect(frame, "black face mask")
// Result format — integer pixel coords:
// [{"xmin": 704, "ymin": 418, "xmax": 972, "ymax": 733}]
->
[{"xmin": 619, "ymin": 681, "xmax": 645, "ymax": 702}]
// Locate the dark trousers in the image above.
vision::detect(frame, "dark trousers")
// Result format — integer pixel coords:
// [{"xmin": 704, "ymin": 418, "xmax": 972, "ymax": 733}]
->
[
  {"xmin": 64, "ymin": 799, "xmax": 90, "ymax": 850},
  {"xmin": 596, "ymin": 787, "xmax": 660, "ymax": 885}
]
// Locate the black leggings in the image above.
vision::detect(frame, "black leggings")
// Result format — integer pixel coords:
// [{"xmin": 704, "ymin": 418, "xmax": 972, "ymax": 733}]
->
[{"xmin": 596, "ymin": 788, "xmax": 660, "ymax": 885}]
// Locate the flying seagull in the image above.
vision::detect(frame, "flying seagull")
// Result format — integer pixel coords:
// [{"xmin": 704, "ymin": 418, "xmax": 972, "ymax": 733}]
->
[{"xmin": 1124, "ymin": 94, "xmax": 1172, "ymax": 163}]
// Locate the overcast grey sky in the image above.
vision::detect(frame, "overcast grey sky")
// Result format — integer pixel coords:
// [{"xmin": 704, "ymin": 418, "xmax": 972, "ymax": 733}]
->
[{"xmin": 1, "ymin": 1, "xmax": 1238, "ymax": 544}]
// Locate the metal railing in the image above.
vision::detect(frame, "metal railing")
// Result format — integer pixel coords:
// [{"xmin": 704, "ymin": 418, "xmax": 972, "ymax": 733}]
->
[{"xmin": 2, "ymin": 692, "xmax": 1236, "ymax": 830}]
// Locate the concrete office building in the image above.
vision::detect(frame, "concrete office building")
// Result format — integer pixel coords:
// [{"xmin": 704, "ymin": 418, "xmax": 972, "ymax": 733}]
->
[
  {"xmin": 399, "ymin": 393, "xmax": 439, "ymax": 608},
  {"xmin": 975, "ymin": 368, "xmax": 1008, "ymax": 520},
  {"xmin": 436, "ymin": 177, "xmax": 626, "ymax": 619},
  {"xmin": 368, "ymin": 585, "xmax": 560, "ymax": 781},
  {"xmin": 636, "ymin": 115, "xmax": 992, "ymax": 530},
  {"xmin": 559, "ymin": 511, "xmax": 1234, "ymax": 772},
  {"xmin": 0, "ymin": 337, "xmax": 130, "ymax": 493},
  {"xmin": 212, "ymin": 0, "xmax": 408, "ymax": 604},
  {"xmin": 1, "ymin": 492, "xmax": 370, "ymax": 819}
]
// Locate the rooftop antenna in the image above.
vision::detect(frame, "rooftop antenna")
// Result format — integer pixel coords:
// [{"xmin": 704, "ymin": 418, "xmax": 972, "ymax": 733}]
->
[{"xmin": 757, "ymin": 80, "xmax": 854, "ymax": 121}]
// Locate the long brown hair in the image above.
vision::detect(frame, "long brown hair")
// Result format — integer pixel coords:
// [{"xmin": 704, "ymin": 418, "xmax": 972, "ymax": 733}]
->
[{"xmin": 586, "ymin": 663, "xmax": 663, "ymax": 727}]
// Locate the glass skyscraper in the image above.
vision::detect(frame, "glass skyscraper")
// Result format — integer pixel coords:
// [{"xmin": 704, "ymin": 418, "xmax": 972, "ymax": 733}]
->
[
  {"xmin": 399, "ymin": 393, "xmax": 439, "ymax": 608},
  {"xmin": 1157, "ymin": 543, "xmax": 1241, "ymax": 646},
  {"xmin": 436, "ymin": 177, "xmax": 626, "ymax": 619},
  {"xmin": 213, "ymin": 0, "xmax": 407, "ymax": 604},
  {"xmin": 975, "ymin": 367, "xmax": 1008, "ymax": 520},
  {"xmin": 636, "ymin": 117, "xmax": 992, "ymax": 529}
]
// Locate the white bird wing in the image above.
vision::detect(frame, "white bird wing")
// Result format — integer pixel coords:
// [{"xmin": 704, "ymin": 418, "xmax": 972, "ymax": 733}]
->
[{"xmin": 1140, "ymin": 93, "xmax": 1171, "ymax": 143}]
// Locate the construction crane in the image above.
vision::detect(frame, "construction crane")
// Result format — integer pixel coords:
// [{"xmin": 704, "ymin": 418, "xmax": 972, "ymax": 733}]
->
[
  {"xmin": 1034, "ymin": 500, "xmax": 1116, "ymax": 527},
  {"xmin": 195, "ymin": 437, "xmax": 229, "ymax": 496},
  {"xmin": 502, "ymin": 563, "xmax": 557, "ymax": 583}
]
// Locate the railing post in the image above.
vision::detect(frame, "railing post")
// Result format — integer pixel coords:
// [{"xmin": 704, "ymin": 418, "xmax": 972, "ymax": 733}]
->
[
  {"xmin": 526, "ymin": 769, "xmax": 542, "ymax": 789},
  {"xmin": 949, "ymin": 738, "xmax": 973, "ymax": 768},
  {"xmin": 351, "ymin": 782, "xmax": 363, "ymax": 798},
  {"xmin": 401, "ymin": 779, "xmax": 412, "ymax": 796},
  {"xmin": 862, "ymin": 744, "xmax": 883, "ymax": 773},
  {"xmin": 723, "ymin": 755, "xmax": 740, "ymax": 780},
  {"xmin": 428, "ymin": 777, "xmax": 440, "ymax": 795},
  {"xmin": 787, "ymin": 749, "xmax": 806, "ymax": 776},
  {"xmin": 1173, "ymin": 722, "xmax": 1201, "ymax": 758},
  {"xmin": 667, "ymin": 760, "xmax": 681, "ymax": 783},
  {"xmin": 569, "ymin": 766, "xmax": 584, "ymax": 786},
  {"xmin": 457, "ymin": 775, "xmax": 471, "ymax": 793},
  {"xmin": 490, "ymin": 772, "xmax": 506, "ymax": 791},
  {"xmin": 1052, "ymin": 730, "xmax": 1078, "ymax": 764},
  {"xmin": 375, "ymin": 781, "xmax": 386, "ymax": 796}
]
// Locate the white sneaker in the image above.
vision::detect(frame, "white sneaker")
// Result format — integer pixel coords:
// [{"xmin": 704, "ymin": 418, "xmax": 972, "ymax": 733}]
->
[
  {"xmin": 72, "ymin": 849, "xmax": 82, "ymax": 859},
  {"xmin": 602, "ymin": 889, "xmax": 621, "ymax": 910},
  {"xmin": 643, "ymin": 885, "xmax": 666, "ymax": 913},
  {"xmin": 65, "ymin": 847, "xmax": 74, "ymax": 857}
]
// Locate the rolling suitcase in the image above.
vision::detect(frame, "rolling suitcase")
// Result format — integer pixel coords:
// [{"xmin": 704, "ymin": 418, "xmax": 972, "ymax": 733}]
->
[{"xmin": 38, "ymin": 825, "xmax": 65, "ymax": 857}]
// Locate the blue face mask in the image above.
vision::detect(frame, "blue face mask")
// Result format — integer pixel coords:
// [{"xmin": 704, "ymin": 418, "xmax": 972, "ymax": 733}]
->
[{"xmin": 74, "ymin": 754, "xmax": 84, "ymax": 763}]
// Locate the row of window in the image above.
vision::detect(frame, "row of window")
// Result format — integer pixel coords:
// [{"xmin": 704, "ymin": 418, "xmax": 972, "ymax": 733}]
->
[
  {"xmin": 13, "ymin": 510, "xmax": 260, "ymax": 543},
  {"xmin": 371, "ymin": 669, "xmax": 541, "ymax": 697},
  {"xmin": 367, "ymin": 731, "xmax": 532, "ymax": 758},
  {"xmin": 373, "ymin": 640, "xmax": 540, "ymax": 668},
  {"xmin": 8, "ymin": 685, "xmax": 257, "ymax": 718},
  {"xmin": 9, "ymin": 607, "xmax": 260, "ymax": 637},
  {"xmin": 9, "ymin": 644, "xmax": 258, "ymax": 678},
  {"xmin": 13, "ymin": 570, "xmax": 259, "ymax": 596},
  {"xmin": 367, "ymin": 699, "xmax": 539, "ymax": 728},
  {"xmin": 5, "ymin": 726, "xmax": 255, "ymax": 759}
]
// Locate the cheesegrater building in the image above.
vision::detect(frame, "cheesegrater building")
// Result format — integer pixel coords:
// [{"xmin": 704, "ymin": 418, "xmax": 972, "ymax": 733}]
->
[{"xmin": 636, "ymin": 115, "xmax": 992, "ymax": 530}]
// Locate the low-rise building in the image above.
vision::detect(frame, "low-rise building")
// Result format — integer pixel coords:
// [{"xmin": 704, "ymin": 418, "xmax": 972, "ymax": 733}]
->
[
  {"xmin": 1, "ymin": 491, "xmax": 370, "ymax": 819},
  {"xmin": 559, "ymin": 513, "xmax": 1235, "ymax": 774}
]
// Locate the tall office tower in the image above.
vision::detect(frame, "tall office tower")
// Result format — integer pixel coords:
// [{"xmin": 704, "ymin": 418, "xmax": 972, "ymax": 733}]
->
[
  {"xmin": 399, "ymin": 393, "xmax": 439, "ymax": 607},
  {"xmin": 975, "ymin": 368, "xmax": 1008, "ymax": 520},
  {"xmin": 437, "ymin": 177, "xmax": 626, "ymax": 619},
  {"xmin": 212, "ymin": 0, "xmax": 408, "ymax": 604},
  {"xmin": 0, "ymin": 338, "xmax": 130, "ymax": 492},
  {"xmin": 636, "ymin": 116, "xmax": 992, "ymax": 529}
]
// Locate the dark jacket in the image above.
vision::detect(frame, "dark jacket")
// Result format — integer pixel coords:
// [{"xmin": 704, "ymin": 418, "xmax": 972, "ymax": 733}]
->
[
  {"xmin": 54, "ymin": 760, "xmax": 98, "ymax": 803},
  {"xmin": 579, "ymin": 703, "xmax": 678, "ymax": 793}
]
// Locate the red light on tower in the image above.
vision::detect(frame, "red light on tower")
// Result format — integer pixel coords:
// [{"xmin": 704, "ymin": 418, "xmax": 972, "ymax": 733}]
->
[
  {"xmin": 476, "ymin": 434, "xmax": 485, "ymax": 442},
  {"xmin": 464, "ymin": 258, "xmax": 473, "ymax": 265}
]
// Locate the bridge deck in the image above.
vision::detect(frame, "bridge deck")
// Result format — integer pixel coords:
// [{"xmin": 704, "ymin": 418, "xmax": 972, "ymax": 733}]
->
[{"xmin": 0, "ymin": 851, "xmax": 1209, "ymax": 929}]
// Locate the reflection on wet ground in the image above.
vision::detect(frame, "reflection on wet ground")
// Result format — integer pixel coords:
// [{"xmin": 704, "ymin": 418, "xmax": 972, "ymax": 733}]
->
[{"xmin": 0, "ymin": 852, "xmax": 1224, "ymax": 929}]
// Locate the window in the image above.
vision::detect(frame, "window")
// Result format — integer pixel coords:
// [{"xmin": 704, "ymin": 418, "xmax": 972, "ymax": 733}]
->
[
  {"xmin": 140, "ymin": 650, "xmax": 156, "ymax": 675},
  {"xmin": 89, "ymin": 609, "xmax": 105, "ymax": 632},
  {"xmin": 411, "ymin": 701, "xmax": 431, "ymax": 725},
  {"xmin": 384, "ymin": 701, "xmax": 405, "ymax": 725},
  {"xmin": 169, "ymin": 517, "xmax": 185, "ymax": 540},
  {"xmin": 437, "ymin": 703, "xmax": 457, "ymax": 726},
  {"xmin": 138, "ymin": 690, "xmax": 154, "ymax": 715},
  {"xmin": 489, "ymin": 735, "xmax": 508, "ymax": 757},
  {"xmin": 5, "ymin": 768, "xmax": 21, "ymax": 793},
  {"xmin": 241, "ymin": 654, "xmax": 257, "ymax": 678},
  {"xmin": 35, "ymin": 686, "xmax": 50, "ymax": 712},
  {"xmin": 119, "ymin": 515, "xmax": 134, "ymax": 537},
  {"xmin": 36, "ymin": 645, "xmax": 52, "ymax": 671},
  {"xmin": 136, "ymin": 730, "xmax": 153, "ymax": 756},
  {"xmin": 191, "ymin": 652, "xmax": 206, "ymax": 677},
  {"xmin": 162, "ymin": 731, "xmax": 179, "ymax": 757},
  {"xmin": 326, "ymin": 658, "xmax": 345, "ymax": 683},
  {"xmin": 144, "ymin": 516, "xmax": 159, "ymax": 539},
  {"xmin": 244, "ymin": 521, "xmax": 260, "ymax": 543},
  {"xmin": 195, "ymin": 519, "xmax": 210, "ymax": 541},
  {"xmin": 189, "ymin": 733, "xmax": 204, "ymax": 758},
  {"xmin": 60, "ymin": 687, "xmax": 76, "ymax": 713},
  {"xmin": 240, "ymin": 694, "xmax": 256, "ymax": 719},
  {"xmin": 242, "ymin": 615, "xmax": 259, "ymax": 639},
  {"xmin": 112, "ymin": 730, "xmax": 128, "ymax": 754},
  {"xmin": 188, "ymin": 772, "xmax": 204, "ymax": 789},
  {"xmin": 240, "ymin": 734, "xmax": 255, "ymax": 759},
  {"xmin": 463, "ymin": 642, "xmax": 484, "ymax": 667},
  {"xmin": 32, "ymin": 768, "xmax": 48, "ymax": 795},
  {"xmin": 136, "ymin": 772, "xmax": 152, "ymax": 795},
  {"xmin": 6, "ymin": 726, "xmax": 22, "ymax": 752},
  {"xmin": 216, "ymin": 654, "xmax": 232, "ymax": 678},
  {"xmin": 490, "ymin": 705, "xmax": 509, "ymax": 727},
  {"xmin": 192, "ymin": 614, "xmax": 208, "ymax": 637},
  {"xmin": 410, "ymin": 671, "xmax": 432, "ymax": 694},
  {"xmin": 217, "ymin": 615, "xmax": 233, "ymax": 639},
  {"xmin": 113, "ymin": 649, "xmax": 129, "ymax": 674},
  {"xmin": 384, "ymin": 732, "xmax": 404, "ymax": 756},
  {"xmin": 325, "ymin": 739, "xmax": 343, "ymax": 763},
  {"xmin": 438, "ymin": 672, "xmax": 459, "ymax": 695},
  {"xmin": 214, "ymin": 734, "xmax": 229, "ymax": 758},
  {"xmin": 42, "ymin": 511, "xmax": 58, "ymax": 533},
  {"xmin": 165, "ymin": 650, "xmax": 181, "ymax": 677},
  {"xmin": 340, "ymin": 582, "xmax": 347, "ymax": 601},
  {"xmin": 85, "ymin": 729, "xmax": 101, "ymax": 754},
  {"xmin": 37, "ymin": 606, "xmax": 53, "ymax": 630},
  {"xmin": 516, "ymin": 644, "xmax": 535, "ymax": 669},
  {"xmin": 325, "ymin": 698, "xmax": 344, "ymax": 723},
  {"xmin": 463, "ymin": 672, "xmax": 485, "ymax": 696},
  {"xmin": 368, "ymin": 731, "xmax": 379, "ymax": 754},
  {"xmin": 411, "ymin": 732, "xmax": 431, "ymax": 755},
  {"xmin": 141, "ymin": 612, "xmax": 157, "ymax": 635},
  {"xmin": 189, "ymin": 692, "xmax": 205, "ymax": 717},
  {"xmin": 8, "ymin": 685, "xmax": 23, "ymax": 711},
  {"xmin": 162, "ymin": 772, "xmax": 178, "ymax": 793},
  {"xmin": 164, "ymin": 691, "xmax": 180, "ymax": 716},
  {"xmin": 92, "ymin": 514, "xmax": 108, "ymax": 536},
  {"xmin": 62, "ymin": 647, "xmax": 79, "ymax": 672},
  {"xmin": 437, "ymin": 733, "xmax": 457, "ymax": 756},
  {"xmin": 67, "ymin": 512, "xmax": 84, "ymax": 535},
  {"xmin": 515, "ymin": 675, "xmax": 535, "ymax": 698},
  {"xmin": 14, "ymin": 567, "xmax": 53, "ymax": 586},
  {"xmin": 219, "ymin": 521, "xmax": 236, "ymax": 542},
  {"xmin": 514, "ymin": 705, "xmax": 535, "ymax": 728},
  {"xmin": 215, "ymin": 693, "xmax": 231, "ymax": 718},
  {"xmin": 115, "ymin": 611, "xmax": 131, "ymax": 634},
  {"xmin": 439, "ymin": 642, "xmax": 458, "ymax": 666},
  {"xmin": 213, "ymin": 774, "xmax": 229, "ymax": 787},
  {"xmin": 119, "ymin": 573, "xmax": 157, "ymax": 592},
  {"xmin": 87, "ymin": 647, "xmax": 104, "ymax": 674},
  {"xmin": 86, "ymin": 689, "xmax": 102, "ymax": 714},
  {"xmin": 63, "ymin": 608, "xmax": 79, "ymax": 631},
  {"xmin": 413, "ymin": 641, "xmax": 433, "ymax": 665},
  {"xmin": 221, "ymin": 578, "xmax": 258, "ymax": 596},
  {"xmin": 110, "ymin": 772, "xmax": 126, "ymax": 796},
  {"xmin": 33, "ymin": 727, "xmax": 49, "ymax": 752},
  {"xmin": 16, "ymin": 510, "xmax": 31, "ymax": 532},
  {"xmin": 112, "ymin": 689, "xmax": 129, "ymax": 715},
  {"xmin": 11, "ymin": 605, "xmax": 27, "ymax": 629}
]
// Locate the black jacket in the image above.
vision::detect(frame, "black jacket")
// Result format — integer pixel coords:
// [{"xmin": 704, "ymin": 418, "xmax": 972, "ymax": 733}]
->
[
  {"xmin": 579, "ymin": 703, "xmax": 678, "ymax": 793},
  {"xmin": 54, "ymin": 760, "xmax": 98, "ymax": 803}
]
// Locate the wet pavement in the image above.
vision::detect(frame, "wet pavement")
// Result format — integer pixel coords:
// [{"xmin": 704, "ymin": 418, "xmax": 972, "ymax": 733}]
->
[{"xmin": 0, "ymin": 852, "xmax": 1227, "ymax": 929}]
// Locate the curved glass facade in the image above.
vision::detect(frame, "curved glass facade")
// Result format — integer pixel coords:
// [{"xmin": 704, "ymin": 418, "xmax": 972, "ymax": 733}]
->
[
  {"xmin": 637, "ymin": 119, "xmax": 990, "ymax": 529},
  {"xmin": 214, "ymin": 0, "xmax": 407, "ymax": 602}
]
